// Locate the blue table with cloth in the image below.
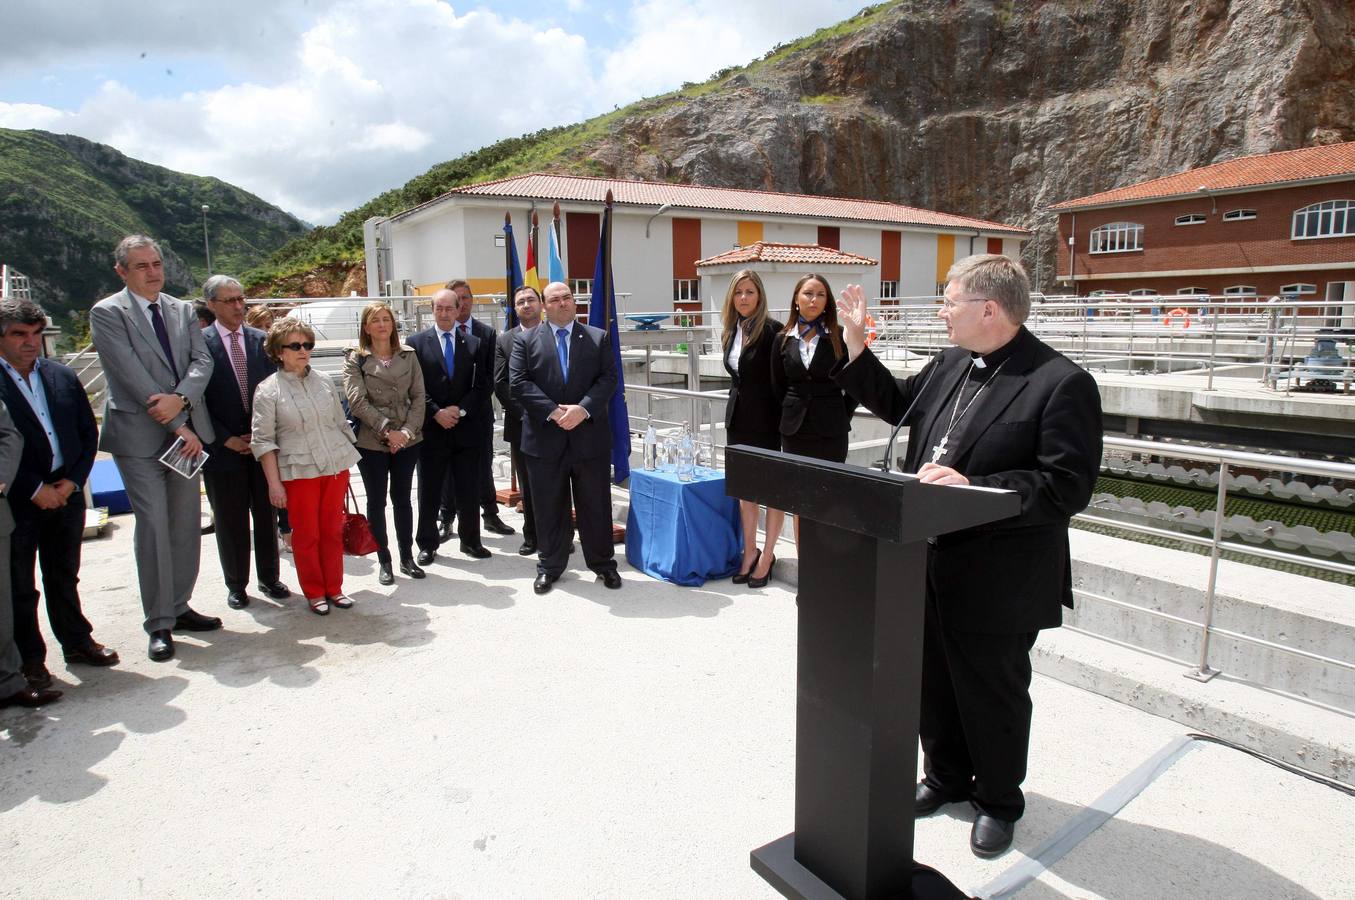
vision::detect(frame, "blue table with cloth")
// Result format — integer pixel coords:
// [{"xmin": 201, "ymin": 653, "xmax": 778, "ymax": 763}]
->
[{"xmin": 625, "ymin": 467, "xmax": 741, "ymax": 586}]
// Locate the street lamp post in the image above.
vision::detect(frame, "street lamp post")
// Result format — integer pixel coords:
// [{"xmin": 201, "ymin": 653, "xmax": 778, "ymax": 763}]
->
[{"xmin": 201, "ymin": 204, "xmax": 212, "ymax": 275}]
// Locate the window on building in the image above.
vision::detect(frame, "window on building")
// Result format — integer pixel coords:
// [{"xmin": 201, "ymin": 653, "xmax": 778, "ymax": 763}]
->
[
  {"xmin": 1174, "ymin": 214, "xmax": 1207, "ymax": 226},
  {"xmin": 1088, "ymin": 289, "xmax": 1119, "ymax": 297},
  {"xmin": 1279, "ymin": 283, "xmax": 1317, "ymax": 295},
  {"xmin": 1177, "ymin": 287, "xmax": 1209, "ymax": 295},
  {"xmin": 1292, "ymin": 200, "xmax": 1354, "ymax": 239},
  {"xmin": 1222, "ymin": 209, "xmax": 1257, "ymax": 222},
  {"xmin": 569, "ymin": 278, "xmax": 592, "ymax": 298},
  {"xmin": 1223, "ymin": 285, "xmax": 1257, "ymax": 295},
  {"xmin": 1128, "ymin": 288, "xmax": 1159, "ymax": 296},
  {"xmin": 1089, "ymin": 222, "xmax": 1143, "ymax": 253},
  {"xmin": 879, "ymin": 280, "xmax": 899, "ymax": 300},
  {"xmin": 673, "ymin": 279, "xmax": 699, "ymax": 304}
]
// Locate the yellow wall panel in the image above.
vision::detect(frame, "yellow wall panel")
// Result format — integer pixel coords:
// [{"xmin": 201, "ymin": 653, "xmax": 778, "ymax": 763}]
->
[
  {"xmin": 935, "ymin": 234, "xmax": 956, "ymax": 285},
  {"xmin": 737, "ymin": 220, "xmax": 764, "ymax": 246}
]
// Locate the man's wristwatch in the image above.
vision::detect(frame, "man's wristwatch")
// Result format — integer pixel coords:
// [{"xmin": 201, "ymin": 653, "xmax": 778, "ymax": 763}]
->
[{"xmin": 174, "ymin": 392, "xmax": 192, "ymax": 411}]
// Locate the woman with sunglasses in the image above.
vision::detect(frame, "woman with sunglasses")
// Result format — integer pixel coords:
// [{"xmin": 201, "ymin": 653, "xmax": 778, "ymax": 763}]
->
[
  {"xmin": 252, "ymin": 318, "xmax": 360, "ymax": 615},
  {"xmin": 771, "ymin": 274, "xmax": 858, "ymax": 548},
  {"xmin": 344, "ymin": 302, "xmax": 426, "ymax": 585},
  {"xmin": 719, "ymin": 270, "xmax": 785, "ymax": 588}
]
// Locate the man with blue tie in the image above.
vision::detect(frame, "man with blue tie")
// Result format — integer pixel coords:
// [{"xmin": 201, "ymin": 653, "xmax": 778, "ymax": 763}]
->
[
  {"xmin": 90, "ymin": 235, "xmax": 218, "ymax": 662},
  {"xmin": 200, "ymin": 275, "xmax": 290, "ymax": 611},
  {"xmin": 408, "ymin": 286, "xmax": 493, "ymax": 566},
  {"xmin": 0, "ymin": 299, "xmax": 118, "ymax": 691},
  {"xmin": 509, "ymin": 281, "xmax": 622, "ymax": 595}
]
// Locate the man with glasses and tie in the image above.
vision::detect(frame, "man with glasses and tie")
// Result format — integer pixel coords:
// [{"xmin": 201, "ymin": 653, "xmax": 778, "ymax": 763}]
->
[
  {"xmin": 834, "ymin": 254, "xmax": 1102, "ymax": 858},
  {"xmin": 409, "ymin": 286, "xmax": 493, "ymax": 566},
  {"xmin": 509, "ymin": 281, "xmax": 622, "ymax": 595},
  {"xmin": 90, "ymin": 235, "xmax": 219, "ymax": 662},
  {"xmin": 200, "ymin": 275, "xmax": 291, "ymax": 612}
]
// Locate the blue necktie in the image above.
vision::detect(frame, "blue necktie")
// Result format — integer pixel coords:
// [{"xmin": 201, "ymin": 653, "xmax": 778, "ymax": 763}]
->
[
  {"xmin": 555, "ymin": 327, "xmax": 569, "ymax": 381},
  {"xmin": 148, "ymin": 302, "xmax": 179, "ymax": 381},
  {"xmin": 442, "ymin": 330, "xmax": 455, "ymax": 376}
]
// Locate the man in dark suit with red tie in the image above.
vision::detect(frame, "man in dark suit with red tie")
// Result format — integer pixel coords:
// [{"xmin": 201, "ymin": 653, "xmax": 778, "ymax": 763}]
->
[
  {"xmin": 509, "ymin": 281, "xmax": 622, "ymax": 594},
  {"xmin": 199, "ymin": 275, "xmax": 290, "ymax": 610},
  {"xmin": 834, "ymin": 255, "xmax": 1102, "ymax": 858},
  {"xmin": 409, "ymin": 287, "xmax": 493, "ymax": 565},
  {"xmin": 0, "ymin": 298, "xmax": 118, "ymax": 690}
]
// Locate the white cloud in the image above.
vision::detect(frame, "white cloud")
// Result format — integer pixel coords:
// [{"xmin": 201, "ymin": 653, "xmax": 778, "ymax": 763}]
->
[{"xmin": 3, "ymin": 1, "xmax": 863, "ymax": 224}]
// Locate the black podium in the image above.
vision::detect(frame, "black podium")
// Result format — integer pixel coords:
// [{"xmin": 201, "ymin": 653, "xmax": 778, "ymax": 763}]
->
[{"xmin": 725, "ymin": 446, "xmax": 1020, "ymax": 900}]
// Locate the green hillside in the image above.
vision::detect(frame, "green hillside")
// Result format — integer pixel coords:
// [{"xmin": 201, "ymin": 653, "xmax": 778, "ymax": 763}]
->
[{"xmin": 0, "ymin": 127, "xmax": 308, "ymax": 327}]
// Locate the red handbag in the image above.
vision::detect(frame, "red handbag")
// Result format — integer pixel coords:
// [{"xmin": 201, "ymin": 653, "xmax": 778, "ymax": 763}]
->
[{"xmin": 342, "ymin": 484, "xmax": 380, "ymax": 556}]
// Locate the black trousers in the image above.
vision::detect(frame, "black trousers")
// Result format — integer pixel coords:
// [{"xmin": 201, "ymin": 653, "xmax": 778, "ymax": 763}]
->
[
  {"xmin": 439, "ymin": 421, "xmax": 499, "ymax": 522},
  {"xmin": 11, "ymin": 495, "xmax": 93, "ymax": 662},
  {"xmin": 509, "ymin": 442, "xmax": 535, "ymax": 544},
  {"xmin": 919, "ymin": 578, "xmax": 1038, "ymax": 822},
  {"xmin": 204, "ymin": 458, "xmax": 280, "ymax": 592},
  {"xmin": 356, "ymin": 445, "xmax": 419, "ymax": 561},
  {"xmin": 417, "ymin": 438, "xmax": 481, "ymax": 552},
  {"xmin": 525, "ymin": 450, "xmax": 614, "ymax": 578}
]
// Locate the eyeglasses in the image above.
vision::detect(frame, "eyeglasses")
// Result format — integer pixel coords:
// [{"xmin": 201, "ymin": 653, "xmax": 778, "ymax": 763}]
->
[
  {"xmin": 280, "ymin": 341, "xmax": 315, "ymax": 351},
  {"xmin": 213, "ymin": 296, "xmax": 246, "ymax": 305},
  {"xmin": 940, "ymin": 297, "xmax": 991, "ymax": 310}
]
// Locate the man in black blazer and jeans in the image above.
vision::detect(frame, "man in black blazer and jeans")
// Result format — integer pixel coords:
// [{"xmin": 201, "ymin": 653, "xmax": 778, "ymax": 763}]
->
[
  {"xmin": 200, "ymin": 275, "xmax": 290, "ymax": 610},
  {"xmin": 409, "ymin": 287, "xmax": 493, "ymax": 564},
  {"xmin": 0, "ymin": 299, "xmax": 119, "ymax": 688},
  {"xmin": 510, "ymin": 281, "xmax": 621, "ymax": 594},
  {"xmin": 834, "ymin": 255, "xmax": 1102, "ymax": 858}
]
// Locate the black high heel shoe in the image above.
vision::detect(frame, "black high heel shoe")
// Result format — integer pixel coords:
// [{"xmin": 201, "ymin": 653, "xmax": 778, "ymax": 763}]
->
[
  {"xmin": 747, "ymin": 554, "xmax": 776, "ymax": 589},
  {"xmin": 732, "ymin": 548, "xmax": 761, "ymax": 584}
]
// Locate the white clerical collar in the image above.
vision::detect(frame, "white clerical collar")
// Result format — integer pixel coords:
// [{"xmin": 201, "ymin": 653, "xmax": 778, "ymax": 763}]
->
[{"xmin": 971, "ymin": 354, "xmax": 988, "ymax": 369}]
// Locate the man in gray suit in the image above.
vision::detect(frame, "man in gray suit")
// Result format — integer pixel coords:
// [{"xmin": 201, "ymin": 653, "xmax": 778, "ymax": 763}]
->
[
  {"xmin": 90, "ymin": 235, "xmax": 218, "ymax": 662},
  {"xmin": 0, "ymin": 398, "xmax": 61, "ymax": 708}
]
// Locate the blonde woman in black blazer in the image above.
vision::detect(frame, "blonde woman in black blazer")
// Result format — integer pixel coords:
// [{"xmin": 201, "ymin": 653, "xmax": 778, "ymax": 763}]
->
[
  {"xmin": 720, "ymin": 270, "xmax": 785, "ymax": 587},
  {"xmin": 771, "ymin": 273, "xmax": 858, "ymax": 547}
]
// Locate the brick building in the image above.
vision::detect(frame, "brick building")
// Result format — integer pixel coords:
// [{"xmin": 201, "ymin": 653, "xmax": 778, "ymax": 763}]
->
[{"xmin": 1051, "ymin": 143, "xmax": 1355, "ymax": 326}]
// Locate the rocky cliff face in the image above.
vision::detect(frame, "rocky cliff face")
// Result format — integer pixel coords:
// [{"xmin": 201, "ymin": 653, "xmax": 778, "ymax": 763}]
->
[{"xmin": 570, "ymin": 0, "xmax": 1354, "ymax": 289}]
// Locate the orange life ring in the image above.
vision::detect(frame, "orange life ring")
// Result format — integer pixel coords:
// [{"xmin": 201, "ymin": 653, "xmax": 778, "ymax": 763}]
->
[
  {"xmin": 1163, "ymin": 307, "xmax": 1191, "ymax": 328},
  {"xmin": 863, "ymin": 314, "xmax": 877, "ymax": 346}
]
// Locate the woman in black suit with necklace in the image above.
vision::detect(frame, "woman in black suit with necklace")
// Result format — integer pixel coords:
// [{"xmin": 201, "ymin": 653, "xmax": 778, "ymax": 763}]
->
[
  {"xmin": 771, "ymin": 273, "xmax": 858, "ymax": 546},
  {"xmin": 720, "ymin": 270, "xmax": 785, "ymax": 588}
]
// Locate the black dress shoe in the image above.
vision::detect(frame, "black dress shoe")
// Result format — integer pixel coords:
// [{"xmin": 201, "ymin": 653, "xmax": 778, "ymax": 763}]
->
[
  {"xmin": 377, "ymin": 563, "xmax": 395, "ymax": 585},
  {"xmin": 399, "ymin": 558, "xmax": 426, "ymax": 579},
  {"xmin": 599, "ymin": 569, "xmax": 622, "ymax": 590},
  {"xmin": 460, "ymin": 543, "xmax": 492, "ymax": 559},
  {"xmin": 416, "ymin": 549, "xmax": 437, "ymax": 566},
  {"xmin": 970, "ymin": 814, "xmax": 1015, "ymax": 858},
  {"xmin": 20, "ymin": 662, "xmax": 53, "ymax": 691},
  {"xmin": 0, "ymin": 685, "xmax": 63, "ymax": 708},
  {"xmin": 483, "ymin": 514, "xmax": 515, "ymax": 535},
  {"xmin": 517, "ymin": 541, "xmax": 537, "ymax": 556},
  {"xmin": 915, "ymin": 782, "xmax": 960, "ymax": 817},
  {"xmin": 438, "ymin": 520, "xmax": 455, "ymax": 544},
  {"xmin": 148, "ymin": 630, "xmax": 175, "ymax": 662},
  {"xmin": 257, "ymin": 581, "xmax": 292, "ymax": 600},
  {"xmin": 227, "ymin": 590, "xmax": 250, "ymax": 609},
  {"xmin": 533, "ymin": 572, "xmax": 557, "ymax": 595},
  {"xmin": 63, "ymin": 642, "xmax": 120, "ymax": 667},
  {"xmin": 173, "ymin": 608, "xmax": 223, "ymax": 632}
]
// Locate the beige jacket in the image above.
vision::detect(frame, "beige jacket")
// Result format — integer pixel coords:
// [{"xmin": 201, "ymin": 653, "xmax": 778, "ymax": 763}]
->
[
  {"xmin": 251, "ymin": 367, "xmax": 360, "ymax": 481},
  {"xmin": 342, "ymin": 347, "xmax": 426, "ymax": 452}
]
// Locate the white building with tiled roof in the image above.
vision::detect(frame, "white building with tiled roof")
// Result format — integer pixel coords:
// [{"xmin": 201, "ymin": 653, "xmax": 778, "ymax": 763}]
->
[
  {"xmin": 695, "ymin": 242, "xmax": 879, "ymax": 311},
  {"xmin": 363, "ymin": 172, "xmax": 1028, "ymax": 317}
]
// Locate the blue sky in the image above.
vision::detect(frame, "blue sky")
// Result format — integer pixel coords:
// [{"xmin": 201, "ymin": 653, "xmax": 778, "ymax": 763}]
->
[{"xmin": 0, "ymin": 0, "xmax": 865, "ymax": 223}]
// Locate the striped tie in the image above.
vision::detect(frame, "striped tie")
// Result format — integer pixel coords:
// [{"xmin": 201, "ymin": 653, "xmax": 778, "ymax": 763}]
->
[{"xmin": 228, "ymin": 331, "xmax": 249, "ymax": 410}]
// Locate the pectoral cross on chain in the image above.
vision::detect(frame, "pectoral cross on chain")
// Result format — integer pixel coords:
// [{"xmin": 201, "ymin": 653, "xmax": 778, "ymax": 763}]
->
[{"xmin": 929, "ymin": 436, "xmax": 948, "ymax": 464}]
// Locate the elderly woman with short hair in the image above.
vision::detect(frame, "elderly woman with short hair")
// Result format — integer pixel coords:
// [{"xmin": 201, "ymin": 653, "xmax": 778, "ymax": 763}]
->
[{"xmin": 252, "ymin": 318, "xmax": 360, "ymax": 614}]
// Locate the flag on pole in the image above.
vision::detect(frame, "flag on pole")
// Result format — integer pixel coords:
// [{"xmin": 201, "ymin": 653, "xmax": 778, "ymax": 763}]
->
[
  {"xmin": 547, "ymin": 203, "xmax": 566, "ymax": 285},
  {"xmin": 587, "ymin": 191, "xmax": 631, "ymax": 483},
  {"xmin": 504, "ymin": 212, "xmax": 523, "ymax": 329},
  {"xmin": 524, "ymin": 212, "xmax": 541, "ymax": 295}
]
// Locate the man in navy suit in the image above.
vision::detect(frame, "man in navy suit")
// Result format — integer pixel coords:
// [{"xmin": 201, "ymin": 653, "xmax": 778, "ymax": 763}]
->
[
  {"xmin": 509, "ymin": 281, "xmax": 621, "ymax": 595},
  {"xmin": 200, "ymin": 275, "xmax": 290, "ymax": 610},
  {"xmin": 409, "ymin": 287, "xmax": 494, "ymax": 565},
  {"xmin": 0, "ymin": 299, "xmax": 119, "ymax": 690}
]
